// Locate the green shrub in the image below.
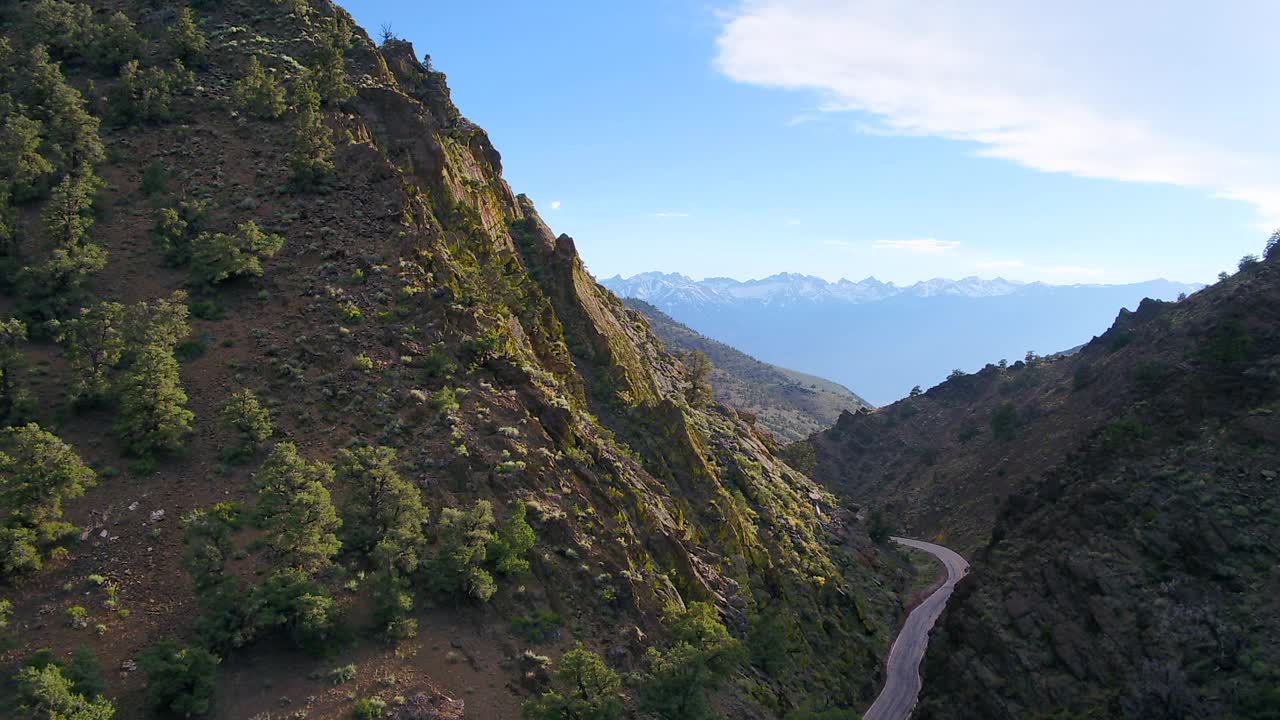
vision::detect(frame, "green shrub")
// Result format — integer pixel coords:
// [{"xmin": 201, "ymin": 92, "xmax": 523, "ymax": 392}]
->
[
  {"xmin": 779, "ymin": 440, "xmax": 817, "ymax": 476},
  {"xmin": 139, "ymin": 641, "xmax": 219, "ymax": 717},
  {"xmin": 329, "ymin": 663, "xmax": 357, "ymax": 685},
  {"xmin": 351, "ymin": 697, "xmax": 386, "ymax": 720},
  {"xmin": 512, "ymin": 609, "xmax": 563, "ymax": 644},
  {"xmin": 190, "ymin": 221, "xmax": 284, "ymax": 286},
  {"xmin": 232, "ymin": 56, "xmax": 286, "ymax": 120},
  {"xmin": 522, "ymin": 645, "xmax": 622, "ymax": 720}
]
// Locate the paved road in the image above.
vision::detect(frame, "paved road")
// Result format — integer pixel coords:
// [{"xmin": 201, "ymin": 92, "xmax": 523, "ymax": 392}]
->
[{"xmin": 863, "ymin": 537, "xmax": 970, "ymax": 720}]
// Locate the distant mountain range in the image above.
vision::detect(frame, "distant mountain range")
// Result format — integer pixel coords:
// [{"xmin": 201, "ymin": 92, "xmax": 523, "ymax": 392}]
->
[
  {"xmin": 624, "ymin": 299, "xmax": 869, "ymax": 442},
  {"xmin": 602, "ymin": 273, "xmax": 1202, "ymax": 405}
]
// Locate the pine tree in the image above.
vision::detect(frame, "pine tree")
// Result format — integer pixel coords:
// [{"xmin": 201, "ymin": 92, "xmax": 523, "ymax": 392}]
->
[
  {"xmin": 288, "ymin": 75, "xmax": 334, "ymax": 189},
  {"xmin": 115, "ymin": 343, "xmax": 194, "ymax": 457},
  {"xmin": 0, "ymin": 113, "xmax": 56, "ymax": 201},
  {"xmin": 231, "ymin": 55, "xmax": 286, "ymax": 120},
  {"xmin": 255, "ymin": 442, "xmax": 341, "ymax": 573},
  {"xmin": 51, "ymin": 301, "xmax": 126, "ymax": 404},
  {"xmin": 335, "ymin": 446, "xmax": 428, "ymax": 557}
]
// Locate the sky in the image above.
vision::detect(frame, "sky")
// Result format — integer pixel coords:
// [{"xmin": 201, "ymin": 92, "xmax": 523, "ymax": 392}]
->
[{"xmin": 341, "ymin": 0, "xmax": 1279, "ymax": 286}]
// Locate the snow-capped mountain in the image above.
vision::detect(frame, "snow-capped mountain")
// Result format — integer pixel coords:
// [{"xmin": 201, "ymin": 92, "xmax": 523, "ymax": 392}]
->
[
  {"xmin": 601, "ymin": 272, "xmax": 1034, "ymax": 308},
  {"xmin": 601, "ymin": 271, "xmax": 1202, "ymax": 405}
]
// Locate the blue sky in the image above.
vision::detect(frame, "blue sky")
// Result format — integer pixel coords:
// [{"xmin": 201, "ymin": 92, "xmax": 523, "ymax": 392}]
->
[{"xmin": 342, "ymin": 1, "xmax": 1278, "ymax": 286}]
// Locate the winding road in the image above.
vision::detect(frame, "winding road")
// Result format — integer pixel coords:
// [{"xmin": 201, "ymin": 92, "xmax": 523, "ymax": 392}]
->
[{"xmin": 863, "ymin": 537, "xmax": 970, "ymax": 720}]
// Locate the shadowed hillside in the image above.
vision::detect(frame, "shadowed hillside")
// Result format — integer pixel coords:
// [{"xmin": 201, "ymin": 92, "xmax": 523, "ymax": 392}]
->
[{"xmin": 624, "ymin": 299, "xmax": 870, "ymax": 442}]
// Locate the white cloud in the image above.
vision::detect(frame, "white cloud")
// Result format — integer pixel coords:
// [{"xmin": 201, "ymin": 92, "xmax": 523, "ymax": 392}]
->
[
  {"xmin": 873, "ymin": 238, "xmax": 960, "ymax": 255},
  {"xmin": 716, "ymin": 0, "xmax": 1280, "ymax": 226},
  {"xmin": 550, "ymin": 200, "xmax": 562, "ymax": 210},
  {"xmin": 786, "ymin": 219, "xmax": 802, "ymax": 225},
  {"xmin": 655, "ymin": 212, "xmax": 691, "ymax": 218}
]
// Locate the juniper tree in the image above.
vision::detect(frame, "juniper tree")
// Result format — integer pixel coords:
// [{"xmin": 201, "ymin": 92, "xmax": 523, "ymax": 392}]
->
[
  {"xmin": 189, "ymin": 221, "xmax": 284, "ymax": 286},
  {"xmin": 167, "ymin": 8, "xmax": 208, "ymax": 66},
  {"xmin": 231, "ymin": 55, "xmax": 286, "ymax": 120},
  {"xmin": 0, "ymin": 113, "xmax": 56, "ymax": 202},
  {"xmin": 115, "ymin": 343, "xmax": 194, "ymax": 457},
  {"xmin": 288, "ymin": 75, "xmax": 334, "ymax": 189},
  {"xmin": 255, "ymin": 442, "xmax": 341, "ymax": 573},
  {"xmin": 335, "ymin": 445, "xmax": 428, "ymax": 557},
  {"xmin": 51, "ymin": 301, "xmax": 126, "ymax": 404},
  {"xmin": 1268, "ymin": 229, "xmax": 1280, "ymax": 260},
  {"xmin": 16, "ymin": 240, "xmax": 109, "ymax": 324},
  {"xmin": 249, "ymin": 566, "xmax": 340, "ymax": 653},
  {"xmin": 0, "ymin": 423, "xmax": 96, "ymax": 577}
]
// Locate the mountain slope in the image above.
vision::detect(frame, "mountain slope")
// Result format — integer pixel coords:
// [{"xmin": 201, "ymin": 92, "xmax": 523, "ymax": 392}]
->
[
  {"xmin": 603, "ymin": 272, "xmax": 1200, "ymax": 405},
  {"xmin": 624, "ymin": 299, "xmax": 870, "ymax": 442},
  {"xmin": 807, "ymin": 253, "xmax": 1280, "ymax": 717},
  {"xmin": 0, "ymin": 3, "xmax": 903, "ymax": 718}
]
